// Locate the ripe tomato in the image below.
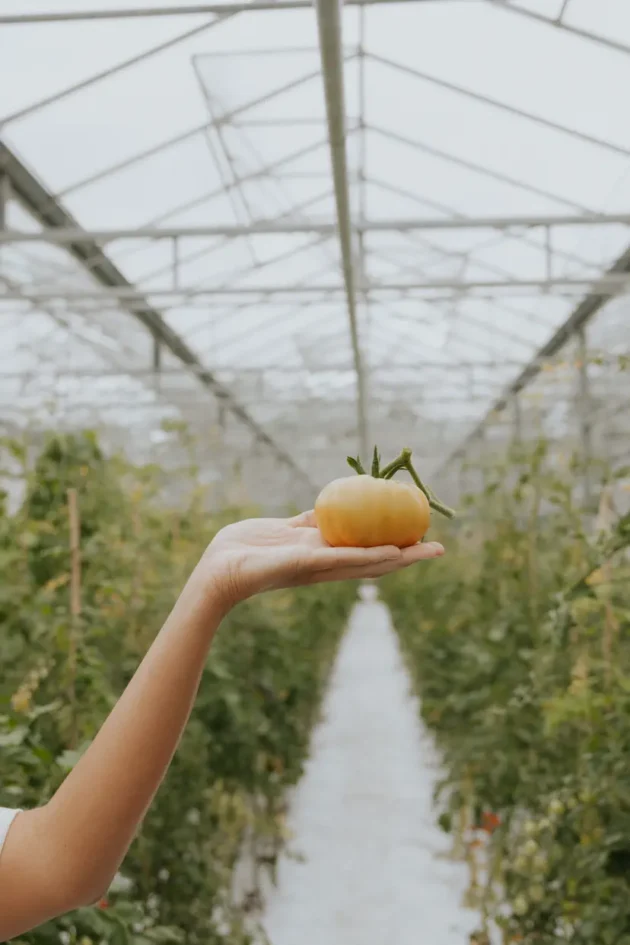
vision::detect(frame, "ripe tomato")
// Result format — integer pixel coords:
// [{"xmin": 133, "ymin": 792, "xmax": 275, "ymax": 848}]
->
[
  {"xmin": 315, "ymin": 447, "xmax": 454, "ymax": 549},
  {"xmin": 480, "ymin": 811, "xmax": 501, "ymax": 834},
  {"xmin": 315, "ymin": 475, "xmax": 430, "ymax": 549}
]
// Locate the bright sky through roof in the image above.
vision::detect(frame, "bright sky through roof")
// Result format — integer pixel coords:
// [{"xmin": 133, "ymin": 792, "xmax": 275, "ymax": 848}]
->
[{"xmin": 1, "ymin": 0, "xmax": 630, "ymax": 492}]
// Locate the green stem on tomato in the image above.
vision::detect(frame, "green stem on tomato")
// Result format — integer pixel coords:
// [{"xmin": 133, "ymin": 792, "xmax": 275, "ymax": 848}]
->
[
  {"xmin": 404, "ymin": 456, "xmax": 456, "ymax": 519},
  {"xmin": 381, "ymin": 447, "xmax": 456, "ymax": 519},
  {"xmin": 382, "ymin": 460, "xmax": 407, "ymax": 480},
  {"xmin": 347, "ymin": 447, "xmax": 456, "ymax": 519}
]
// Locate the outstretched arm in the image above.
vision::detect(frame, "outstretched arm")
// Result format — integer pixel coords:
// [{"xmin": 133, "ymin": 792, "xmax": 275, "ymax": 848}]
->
[{"xmin": 0, "ymin": 512, "xmax": 443, "ymax": 939}]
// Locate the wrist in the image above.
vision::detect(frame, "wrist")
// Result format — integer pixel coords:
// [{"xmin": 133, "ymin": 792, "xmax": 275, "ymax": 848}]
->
[
  {"xmin": 192, "ymin": 550, "xmax": 246, "ymax": 616},
  {"xmin": 169, "ymin": 564, "xmax": 236, "ymax": 634}
]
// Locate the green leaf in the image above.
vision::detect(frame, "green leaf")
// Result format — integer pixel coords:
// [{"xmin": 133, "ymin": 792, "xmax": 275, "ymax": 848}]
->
[
  {"xmin": 0, "ymin": 726, "xmax": 28, "ymax": 748},
  {"xmin": 346, "ymin": 455, "xmax": 366, "ymax": 476},
  {"xmin": 371, "ymin": 446, "xmax": 381, "ymax": 478},
  {"xmin": 56, "ymin": 740, "xmax": 91, "ymax": 771}
]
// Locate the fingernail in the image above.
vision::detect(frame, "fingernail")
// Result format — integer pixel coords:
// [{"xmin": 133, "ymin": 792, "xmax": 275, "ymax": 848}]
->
[{"xmin": 429, "ymin": 542, "xmax": 445, "ymax": 555}]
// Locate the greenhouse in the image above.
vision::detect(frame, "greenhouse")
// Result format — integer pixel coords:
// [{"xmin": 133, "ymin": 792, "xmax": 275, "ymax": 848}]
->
[{"xmin": 1, "ymin": 1, "xmax": 630, "ymax": 943}]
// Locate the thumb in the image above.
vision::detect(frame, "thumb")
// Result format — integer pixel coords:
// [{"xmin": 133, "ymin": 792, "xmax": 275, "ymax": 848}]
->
[{"xmin": 289, "ymin": 510, "xmax": 317, "ymax": 529}]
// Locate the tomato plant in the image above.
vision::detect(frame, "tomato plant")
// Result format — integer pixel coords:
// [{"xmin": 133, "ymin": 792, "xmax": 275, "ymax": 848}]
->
[
  {"xmin": 315, "ymin": 446, "xmax": 454, "ymax": 548},
  {"xmin": 0, "ymin": 430, "xmax": 355, "ymax": 945},
  {"xmin": 382, "ymin": 441, "xmax": 630, "ymax": 945}
]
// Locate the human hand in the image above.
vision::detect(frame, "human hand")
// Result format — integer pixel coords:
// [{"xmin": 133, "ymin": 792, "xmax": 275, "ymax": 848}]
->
[{"xmin": 200, "ymin": 510, "xmax": 444, "ymax": 610}]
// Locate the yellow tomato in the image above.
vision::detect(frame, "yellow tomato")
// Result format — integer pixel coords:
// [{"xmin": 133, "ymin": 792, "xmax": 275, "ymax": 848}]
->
[{"xmin": 315, "ymin": 475, "xmax": 430, "ymax": 548}]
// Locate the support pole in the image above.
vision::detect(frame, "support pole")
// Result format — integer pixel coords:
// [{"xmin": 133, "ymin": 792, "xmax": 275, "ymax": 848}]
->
[
  {"xmin": 512, "ymin": 391, "xmax": 522, "ymax": 445},
  {"xmin": 172, "ymin": 237, "xmax": 180, "ymax": 291},
  {"xmin": 315, "ymin": 0, "xmax": 369, "ymax": 459},
  {"xmin": 67, "ymin": 488, "xmax": 82, "ymax": 749},
  {"xmin": 0, "ymin": 173, "xmax": 9, "ymax": 230},
  {"xmin": 357, "ymin": 0, "xmax": 371, "ymax": 431},
  {"xmin": 576, "ymin": 327, "xmax": 592, "ymax": 507},
  {"xmin": 152, "ymin": 332, "xmax": 162, "ymax": 376},
  {"xmin": 544, "ymin": 225, "xmax": 552, "ymax": 288},
  {"xmin": 0, "ymin": 175, "xmax": 9, "ymax": 282}
]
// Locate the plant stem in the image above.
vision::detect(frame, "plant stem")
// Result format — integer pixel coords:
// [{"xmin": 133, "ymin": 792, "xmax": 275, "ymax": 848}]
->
[
  {"xmin": 382, "ymin": 448, "xmax": 456, "ymax": 519},
  {"xmin": 405, "ymin": 457, "xmax": 456, "ymax": 519},
  {"xmin": 349, "ymin": 447, "xmax": 456, "ymax": 518},
  {"xmin": 380, "ymin": 453, "xmax": 407, "ymax": 479}
]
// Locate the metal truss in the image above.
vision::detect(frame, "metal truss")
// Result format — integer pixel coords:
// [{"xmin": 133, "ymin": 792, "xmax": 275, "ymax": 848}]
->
[
  {"xmin": 435, "ymin": 238, "xmax": 630, "ymax": 478},
  {"xmin": 489, "ymin": 0, "xmax": 630, "ymax": 60},
  {"xmin": 0, "ymin": 140, "xmax": 314, "ymax": 490},
  {"xmin": 6, "ymin": 276, "xmax": 630, "ymax": 301},
  {"xmin": 0, "ymin": 0, "xmax": 452, "ymax": 26},
  {"xmin": 2, "ymin": 0, "xmax": 630, "ymax": 492},
  {"xmin": 5, "ymin": 211, "xmax": 630, "ymax": 242}
]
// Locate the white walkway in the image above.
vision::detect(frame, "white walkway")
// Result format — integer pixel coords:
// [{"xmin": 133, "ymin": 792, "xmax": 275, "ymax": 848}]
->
[{"xmin": 262, "ymin": 592, "xmax": 479, "ymax": 945}]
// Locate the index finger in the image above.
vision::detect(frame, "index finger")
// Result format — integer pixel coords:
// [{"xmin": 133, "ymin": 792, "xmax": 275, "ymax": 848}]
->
[{"xmin": 315, "ymin": 541, "xmax": 445, "ymax": 569}]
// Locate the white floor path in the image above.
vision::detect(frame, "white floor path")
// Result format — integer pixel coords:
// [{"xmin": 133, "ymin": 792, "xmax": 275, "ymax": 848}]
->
[{"xmin": 262, "ymin": 589, "xmax": 480, "ymax": 945}]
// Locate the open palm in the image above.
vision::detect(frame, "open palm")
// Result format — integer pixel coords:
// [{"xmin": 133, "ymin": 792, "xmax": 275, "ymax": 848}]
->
[{"xmin": 203, "ymin": 510, "xmax": 444, "ymax": 606}]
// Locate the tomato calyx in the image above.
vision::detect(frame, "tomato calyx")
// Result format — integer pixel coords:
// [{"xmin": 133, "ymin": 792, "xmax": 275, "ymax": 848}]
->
[{"xmin": 346, "ymin": 446, "xmax": 456, "ymax": 520}]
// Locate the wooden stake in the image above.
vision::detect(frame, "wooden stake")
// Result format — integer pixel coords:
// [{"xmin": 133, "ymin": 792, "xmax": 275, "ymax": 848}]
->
[
  {"xmin": 131, "ymin": 504, "xmax": 142, "ymax": 644},
  {"xmin": 67, "ymin": 488, "xmax": 82, "ymax": 747},
  {"xmin": 596, "ymin": 486, "xmax": 618, "ymax": 681}
]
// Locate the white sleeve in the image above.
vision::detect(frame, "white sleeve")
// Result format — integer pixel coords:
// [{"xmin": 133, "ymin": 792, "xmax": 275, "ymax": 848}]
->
[{"xmin": 0, "ymin": 807, "xmax": 21, "ymax": 857}]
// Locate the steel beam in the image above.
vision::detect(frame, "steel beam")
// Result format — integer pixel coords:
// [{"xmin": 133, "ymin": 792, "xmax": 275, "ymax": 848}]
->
[
  {"xmin": 0, "ymin": 139, "xmax": 314, "ymax": 488},
  {"xmin": 0, "ymin": 360, "xmax": 532, "ymax": 381},
  {"xmin": 490, "ymin": 0, "xmax": 630, "ymax": 60},
  {"xmin": 371, "ymin": 123, "xmax": 591, "ymax": 213},
  {"xmin": 436, "ymin": 237, "xmax": 630, "ymax": 475},
  {"xmin": 5, "ymin": 211, "xmax": 630, "ymax": 243},
  {"xmin": 315, "ymin": 0, "xmax": 369, "ymax": 458},
  {"xmin": 557, "ymin": 0, "xmax": 571, "ymax": 23},
  {"xmin": 372, "ymin": 51, "xmax": 630, "ymax": 158},
  {"xmin": 369, "ymin": 175, "xmax": 596, "ymax": 292},
  {"xmin": 7, "ymin": 394, "xmax": 501, "ymax": 411},
  {"xmin": 0, "ymin": 0, "xmax": 460, "ymax": 24},
  {"xmin": 6, "ymin": 275, "xmax": 630, "ymax": 302},
  {"xmin": 56, "ymin": 64, "xmax": 333, "ymax": 199},
  {"xmin": 1, "ymin": 16, "xmax": 228, "ymax": 130}
]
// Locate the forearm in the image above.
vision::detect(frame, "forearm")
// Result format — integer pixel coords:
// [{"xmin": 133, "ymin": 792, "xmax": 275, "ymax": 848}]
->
[
  {"xmin": 0, "ymin": 568, "xmax": 228, "ymax": 934},
  {"xmin": 47, "ymin": 568, "xmax": 226, "ymax": 895}
]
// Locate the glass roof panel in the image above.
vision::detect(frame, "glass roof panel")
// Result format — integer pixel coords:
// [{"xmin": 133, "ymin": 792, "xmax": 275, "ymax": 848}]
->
[{"xmin": 1, "ymin": 0, "xmax": 630, "ymax": 496}]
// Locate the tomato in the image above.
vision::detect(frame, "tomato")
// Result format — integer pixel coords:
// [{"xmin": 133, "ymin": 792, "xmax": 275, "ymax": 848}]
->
[
  {"xmin": 315, "ymin": 475, "xmax": 430, "ymax": 548},
  {"xmin": 480, "ymin": 811, "xmax": 501, "ymax": 834},
  {"xmin": 314, "ymin": 447, "xmax": 454, "ymax": 549}
]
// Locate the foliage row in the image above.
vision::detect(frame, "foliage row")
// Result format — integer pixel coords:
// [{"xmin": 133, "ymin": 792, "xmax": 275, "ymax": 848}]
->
[
  {"xmin": 1, "ymin": 432, "xmax": 354, "ymax": 945},
  {"xmin": 382, "ymin": 445, "xmax": 630, "ymax": 945}
]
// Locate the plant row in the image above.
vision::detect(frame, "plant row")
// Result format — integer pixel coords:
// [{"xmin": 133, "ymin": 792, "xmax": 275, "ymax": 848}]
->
[
  {"xmin": 1, "ymin": 431, "xmax": 354, "ymax": 945},
  {"xmin": 382, "ymin": 444, "xmax": 630, "ymax": 945}
]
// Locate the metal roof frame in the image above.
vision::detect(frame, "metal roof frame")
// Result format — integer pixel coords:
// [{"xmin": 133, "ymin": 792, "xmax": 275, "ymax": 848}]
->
[
  {"xmin": 0, "ymin": 139, "xmax": 314, "ymax": 489},
  {"xmin": 2, "ymin": 0, "xmax": 630, "ymax": 490},
  {"xmin": 435, "ymin": 239, "xmax": 630, "ymax": 475}
]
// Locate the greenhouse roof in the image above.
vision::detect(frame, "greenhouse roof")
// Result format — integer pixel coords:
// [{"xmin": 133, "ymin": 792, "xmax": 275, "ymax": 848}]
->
[{"xmin": 1, "ymin": 0, "xmax": 630, "ymax": 502}]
